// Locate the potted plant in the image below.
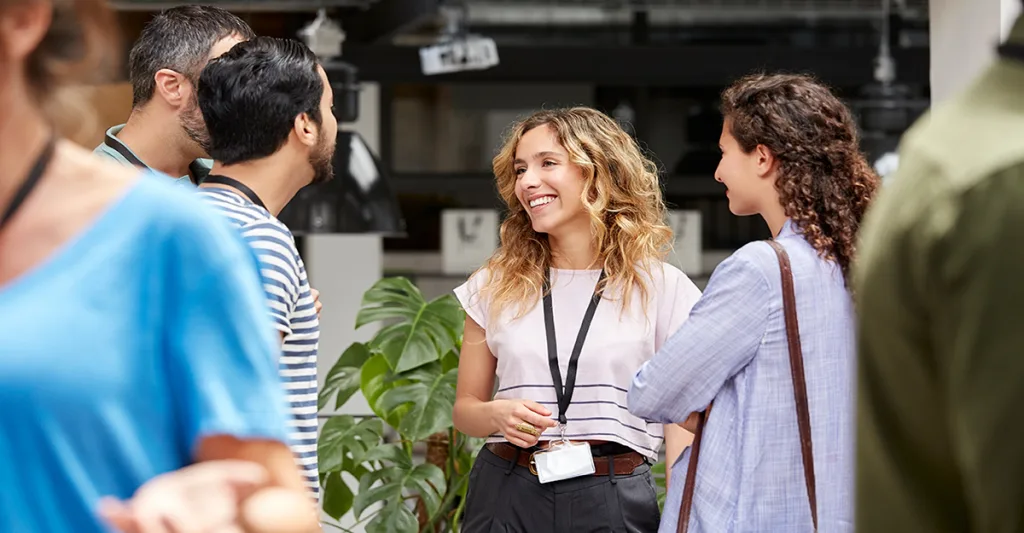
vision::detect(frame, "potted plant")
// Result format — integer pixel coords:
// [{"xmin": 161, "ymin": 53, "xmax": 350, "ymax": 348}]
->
[{"xmin": 317, "ymin": 277, "xmax": 483, "ymax": 533}]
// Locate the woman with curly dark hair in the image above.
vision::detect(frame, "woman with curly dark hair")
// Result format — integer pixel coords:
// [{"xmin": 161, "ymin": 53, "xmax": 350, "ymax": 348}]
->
[{"xmin": 628, "ymin": 73, "xmax": 879, "ymax": 532}]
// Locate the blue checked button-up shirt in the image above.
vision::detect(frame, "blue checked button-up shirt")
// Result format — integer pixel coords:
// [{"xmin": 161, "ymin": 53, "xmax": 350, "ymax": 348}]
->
[{"xmin": 628, "ymin": 220, "xmax": 856, "ymax": 533}]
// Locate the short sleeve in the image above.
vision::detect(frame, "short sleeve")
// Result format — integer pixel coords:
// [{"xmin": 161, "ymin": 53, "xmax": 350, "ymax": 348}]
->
[
  {"xmin": 654, "ymin": 264, "xmax": 704, "ymax": 352},
  {"xmin": 240, "ymin": 220, "xmax": 302, "ymax": 337},
  {"xmin": 453, "ymin": 268, "xmax": 492, "ymax": 329},
  {"xmin": 163, "ymin": 212, "xmax": 291, "ymax": 454}
]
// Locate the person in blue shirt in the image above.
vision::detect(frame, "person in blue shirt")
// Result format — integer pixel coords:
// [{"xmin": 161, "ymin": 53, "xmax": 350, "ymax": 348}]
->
[
  {"xmin": 0, "ymin": 1, "xmax": 320, "ymax": 532},
  {"xmin": 93, "ymin": 5, "xmax": 255, "ymax": 186}
]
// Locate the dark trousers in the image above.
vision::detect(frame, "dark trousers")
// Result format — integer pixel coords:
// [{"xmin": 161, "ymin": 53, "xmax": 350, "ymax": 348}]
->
[{"xmin": 461, "ymin": 446, "xmax": 661, "ymax": 532}]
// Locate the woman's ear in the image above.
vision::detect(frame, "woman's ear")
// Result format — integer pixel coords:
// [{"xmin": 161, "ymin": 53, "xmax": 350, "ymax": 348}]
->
[{"xmin": 754, "ymin": 144, "xmax": 777, "ymax": 178}]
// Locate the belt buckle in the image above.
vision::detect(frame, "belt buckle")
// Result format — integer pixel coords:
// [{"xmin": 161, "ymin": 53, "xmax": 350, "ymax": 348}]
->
[{"xmin": 528, "ymin": 450, "xmax": 540, "ymax": 475}]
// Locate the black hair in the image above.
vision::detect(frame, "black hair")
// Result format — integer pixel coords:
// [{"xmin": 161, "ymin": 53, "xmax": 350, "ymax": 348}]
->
[
  {"xmin": 128, "ymin": 5, "xmax": 254, "ymax": 107},
  {"xmin": 197, "ymin": 36, "xmax": 324, "ymax": 165}
]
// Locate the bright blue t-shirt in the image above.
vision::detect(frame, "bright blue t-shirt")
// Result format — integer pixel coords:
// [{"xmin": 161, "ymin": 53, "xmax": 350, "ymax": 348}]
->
[{"xmin": 0, "ymin": 174, "xmax": 291, "ymax": 532}]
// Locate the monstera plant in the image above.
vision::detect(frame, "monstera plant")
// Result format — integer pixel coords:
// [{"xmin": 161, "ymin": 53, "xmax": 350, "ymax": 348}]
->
[{"xmin": 318, "ymin": 277, "xmax": 484, "ymax": 533}]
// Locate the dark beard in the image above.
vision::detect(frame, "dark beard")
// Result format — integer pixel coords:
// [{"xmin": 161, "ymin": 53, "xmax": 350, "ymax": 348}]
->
[
  {"xmin": 180, "ymin": 97, "xmax": 211, "ymax": 156},
  {"xmin": 309, "ymin": 132, "xmax": 336, "ymax": 185}
]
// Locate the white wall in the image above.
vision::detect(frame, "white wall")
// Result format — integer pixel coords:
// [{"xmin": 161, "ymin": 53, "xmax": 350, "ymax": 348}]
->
[
  {"xmin": 930, "ymin": 0, "xmax": 1022, "ymax": 104},
  {"xmin": 308, "ymin": 81, "xmax": 384, "ymax": 532}
]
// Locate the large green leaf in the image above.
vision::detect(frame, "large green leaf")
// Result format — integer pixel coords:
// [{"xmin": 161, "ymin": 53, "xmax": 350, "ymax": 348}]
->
[
  {"xmin": 352, "ymin": 463, "xmax": 447, "ymax": 524},
  {"xmin": 440, "ymin": 349, "xmax": 460, "ymax": 373},
  {"xmin": 317, "ymin": 416, "xmax": 384, "ymax": 473},
  {"xmin": 362, "ymin": 442, "xmax": 413, "ymax": 469},
  {"xmin": 376, "ymin": 366, "xmax": 458, "ymax": 442},
  {"xmin": 365, "ymin": 501, "xmax": 418, "ymax": 533},
  {"xmin": 355, "ymin": 278, "xmax": 465, "ymax": 373},
  {"xmin": 321, "ymin": 471, "xmax": 354, "ymax": 520},
  {"xmin": 360, "ymin": 353, "xmax": 409, "ymax": 429},
  {"xmin": 320, "ymin": 343, "xmax": 372, "ymax": 411}
]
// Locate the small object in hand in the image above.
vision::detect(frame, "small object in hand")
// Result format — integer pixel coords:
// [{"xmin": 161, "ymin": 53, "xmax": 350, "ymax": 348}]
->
[{"xmin": 515, "ymin": 422, "xmax": 540, "ymax": 436}]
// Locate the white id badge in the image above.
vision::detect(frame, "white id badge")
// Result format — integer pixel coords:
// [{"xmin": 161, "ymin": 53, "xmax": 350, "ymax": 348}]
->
[{"xmin": 531, "ymin": 441, "xmax": 596, "ymax": 484}]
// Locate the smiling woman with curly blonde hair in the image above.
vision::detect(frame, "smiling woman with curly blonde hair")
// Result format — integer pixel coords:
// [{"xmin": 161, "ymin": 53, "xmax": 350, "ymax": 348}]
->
[{"xmin": 451, "ymin": 107, "xmax": 703, "ymax": 533}]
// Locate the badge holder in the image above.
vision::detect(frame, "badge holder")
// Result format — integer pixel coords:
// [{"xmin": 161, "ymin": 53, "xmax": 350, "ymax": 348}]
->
[
  {"xmin": 530, "ymin": 269, "xmax": 605, "ymax": 485},
  {"xmin": 528, "ymin": 423, "xmax": 596, "ymax": 484}
]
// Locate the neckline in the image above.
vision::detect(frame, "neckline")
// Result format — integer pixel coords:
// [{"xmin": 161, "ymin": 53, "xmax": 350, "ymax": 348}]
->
[
  {"xmin": 776, "ymin": 218, "xmax": 797, "ymax": 239},
  {"xmin": 0, "ymin": 178, "xmax": 143, "ymax": 300},
  {"xmin": 550, "ymin": 267, "xmax": 603, "ymax": 273},
  {"xmin": 200, "ymin": 185, "xmax": 272, "ymax": 215}
]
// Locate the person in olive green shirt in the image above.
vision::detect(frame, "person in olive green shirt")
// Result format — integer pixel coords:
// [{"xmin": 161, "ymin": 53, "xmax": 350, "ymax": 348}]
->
[{"xmin": 855, "ymin": 11, "xmax": 1024, "ymax": 533}]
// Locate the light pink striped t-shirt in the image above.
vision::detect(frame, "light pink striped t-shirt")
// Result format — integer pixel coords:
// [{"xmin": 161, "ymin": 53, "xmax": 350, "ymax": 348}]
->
[{"xmin": 454, "ymin": 263, "xmax": 702, "ymax": 459}]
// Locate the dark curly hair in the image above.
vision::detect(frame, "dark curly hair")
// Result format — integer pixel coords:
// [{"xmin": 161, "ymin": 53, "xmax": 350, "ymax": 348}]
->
[{"xmin": 721, "ymin": 73, "xmax": 880, "ymax": 285}]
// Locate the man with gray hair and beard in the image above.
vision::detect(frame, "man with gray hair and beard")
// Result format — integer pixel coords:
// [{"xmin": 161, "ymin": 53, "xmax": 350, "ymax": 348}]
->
[{"xmin": 94, "ymin": 5, "xmax": 253, "ymax": 185}]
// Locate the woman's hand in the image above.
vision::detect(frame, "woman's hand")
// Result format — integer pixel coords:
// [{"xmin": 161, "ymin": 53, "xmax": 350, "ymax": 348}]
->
[
  {"xmin": 491, "ymin": 399, "xmax": 558, "ymax": 448},
  {"xmin": 98, "ymin": 460, "xmax": 270, "ymax": 533}
]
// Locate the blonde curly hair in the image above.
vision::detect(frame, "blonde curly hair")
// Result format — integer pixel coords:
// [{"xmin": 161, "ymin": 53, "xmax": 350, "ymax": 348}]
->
[{"xmin": 477, "ymin": 107, "xmax": 673, "ymax": 323}]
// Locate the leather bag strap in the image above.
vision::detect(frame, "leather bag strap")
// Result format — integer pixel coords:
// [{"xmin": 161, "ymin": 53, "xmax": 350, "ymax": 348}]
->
[
  {"xmin": 767, "ymin": 239, "xmax": 818, "ymax": 531},
  {"xmin": 676, "ymin": 239, "xmax": 818, "ymax": 532},
  {"xmin": 676, "ymin": 410, "xmax": 706, "ymax": 533}
]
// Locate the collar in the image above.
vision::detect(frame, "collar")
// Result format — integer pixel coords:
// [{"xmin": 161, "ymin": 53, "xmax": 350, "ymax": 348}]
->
[
  {"xmin": 103, "ymin": 124, "xmax": 211, "ymax": 186},
  {"xmin": 777, "ymin": 218, "xmax": 797, "ymax": 239}
]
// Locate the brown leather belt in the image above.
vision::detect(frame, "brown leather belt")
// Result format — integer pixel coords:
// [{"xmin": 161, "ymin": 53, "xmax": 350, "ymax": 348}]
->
[{"xmin": 485, "ymin": 442, "xmax": 646, "ymax": 477}]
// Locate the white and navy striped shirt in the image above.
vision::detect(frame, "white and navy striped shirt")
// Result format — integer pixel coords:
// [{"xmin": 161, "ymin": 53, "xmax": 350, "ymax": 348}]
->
[
  {"xmin": 198, "ymin": 187, "xmax": 320, "ymax": 496},
  {"xmin": 455, "ymin": 264, "xmax": 702, "ymax": 459}
]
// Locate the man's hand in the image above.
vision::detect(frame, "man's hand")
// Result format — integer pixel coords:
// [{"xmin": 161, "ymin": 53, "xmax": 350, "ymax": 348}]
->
[
  {"xmin": 310, "ymin": 288, "xmax": 322, "ymax": 318},
  {"xmin": 98, "ymin": 460, "xmax": 268, "ymax": 533}
]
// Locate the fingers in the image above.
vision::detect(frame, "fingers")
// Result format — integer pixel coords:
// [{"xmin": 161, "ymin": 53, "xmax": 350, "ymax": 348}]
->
[
  {"xmin": 504, "ymin": 427, "xmax": 539, "ymax": 448},
  {"xmin": 521, "ymin": 400, "xmax": 552, "ymax": 417},
  {"xmin": 98, "ymin": 498, "xmax": 140, "ymax": 533},
  {"xmin": 181, "ymin": 460, "xmax": 269, "ymax": 491},
  {"xmin": 310, "ymin": 288, "xmax": 322, "ymax": 316},
  {"xmin": 126, "ymin": 512, "xmax": 172, "ymax": 533},
  {"xmin": 514, "ymin": 404, "xmax": 557, "ymax": 430},
  {"xmin": 516, "ymin": 411, "xmax": 556, "ymax": 431}
]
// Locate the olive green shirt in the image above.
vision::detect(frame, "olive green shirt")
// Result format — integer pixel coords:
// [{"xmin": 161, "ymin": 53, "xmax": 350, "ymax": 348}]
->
[{"xmin": 855, "ymin": 15, "xmax": 1024, "ymax": 533}]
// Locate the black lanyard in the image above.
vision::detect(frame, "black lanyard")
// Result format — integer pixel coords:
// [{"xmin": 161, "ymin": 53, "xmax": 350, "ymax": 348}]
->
[
  {"xmin": 104, "ymin": 132, "xmax": 147, "ymax": 169},
  {"xmin": 543, "ymin": 268, "xmax": 607, "ymax": 427},
  {"xmin": 104, "ymin": 133, "xmax": 205, "ymax": 185},
  {"xmin": 203, "ymin": 174, "xmax": 267, "ymax": 210},
  {"xmin": 1, "ymin": 134, "xmax": 56, "ymax": 232}
]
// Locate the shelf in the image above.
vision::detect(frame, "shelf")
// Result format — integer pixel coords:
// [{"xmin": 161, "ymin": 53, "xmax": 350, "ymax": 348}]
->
[{"xmin": 389, "ymin": 172, "xmax": 725, "ymax": 200}]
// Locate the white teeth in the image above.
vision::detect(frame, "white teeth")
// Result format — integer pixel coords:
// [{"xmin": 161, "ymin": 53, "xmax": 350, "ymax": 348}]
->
[{"xmin": 529, "ymin": 196, "xmax": 556, "ymax": 208}]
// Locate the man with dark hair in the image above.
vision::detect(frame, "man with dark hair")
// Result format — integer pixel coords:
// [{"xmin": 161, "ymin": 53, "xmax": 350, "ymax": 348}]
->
[
  {"xmin": 94, "ymin": 5, "xmax": 255, "ymax": 185},
  {"xmin": 196, "ymin": 36, "xmax": 337, "ymax": 498}
]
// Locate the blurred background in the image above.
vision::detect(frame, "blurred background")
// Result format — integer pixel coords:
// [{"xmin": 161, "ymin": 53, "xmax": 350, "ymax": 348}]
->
[
  {"xmin": 81, "ymin": 0, "xmax": 1018, "ymax": 530},
  {"xmin": 89, "ymin": 0, "xmax": 937, "ymax": 292}
]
